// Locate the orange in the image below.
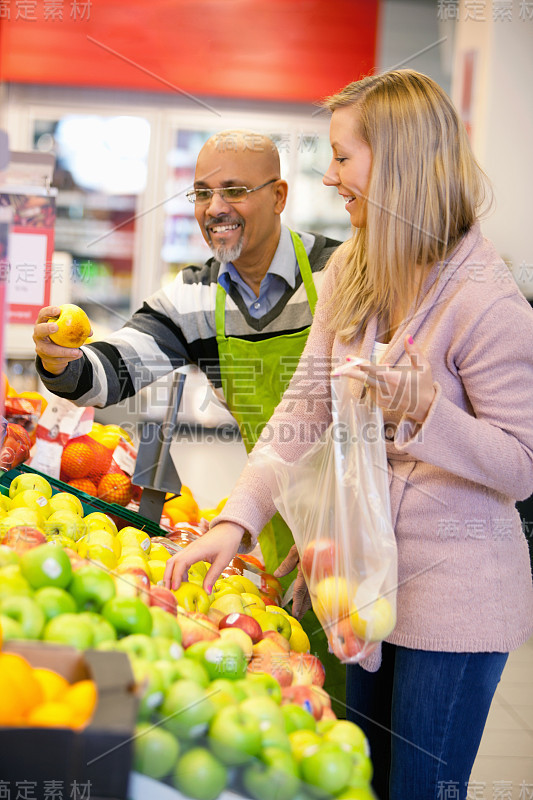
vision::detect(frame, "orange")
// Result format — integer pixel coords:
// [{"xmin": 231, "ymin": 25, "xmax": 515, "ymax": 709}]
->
[
  {"xmin": 61, "ymin": 442, "xmax": 93, "ymax": 479},
  {"xmin": 19, "ymin": 391, "xmax": 48, "ymax": 414},
  {"xmin": 68, "ymin": 478, "xmax": 98, "ymax": 497},
  {"xmin": 164, "ymin": 493, "xmax": 200, "ymax": 524},
  {"xmin": 97, "ymin": 473, "xmax": 132, "ymax": 507},
  {"xmin": 63, "ymin": 679, "xmax": 98, "ymax": 726},
  {"xmin": 0, "ymin": 652, "xmax": 43, "ymax": 717},
  {"xmin": 33, "ymin": 668, "xmax": 69, "ymax": 702},
  {"xmin": 27, "ymin": 701, "xmax": 75, "ymax": 728}
]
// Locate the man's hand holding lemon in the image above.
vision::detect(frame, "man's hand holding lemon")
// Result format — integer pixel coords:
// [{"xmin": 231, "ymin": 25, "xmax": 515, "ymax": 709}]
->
[{"xmin": 33, "ymin": 305, "xmax": 92, "ymax": 376}]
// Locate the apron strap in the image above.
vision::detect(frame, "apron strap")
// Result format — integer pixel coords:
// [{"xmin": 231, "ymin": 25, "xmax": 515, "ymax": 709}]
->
[
  {"xmin": 215, "ymin": 229, "xmax": 317, "ymax": 338},
  {"xmin": 289, "ymin": 229, "xmax": 318, "ymax": 314}
]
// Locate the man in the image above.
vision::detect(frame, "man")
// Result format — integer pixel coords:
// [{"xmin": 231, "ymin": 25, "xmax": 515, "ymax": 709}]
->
[{"xmin": 34, "ymin": 130, "xmax": 340, "ymax": 573}]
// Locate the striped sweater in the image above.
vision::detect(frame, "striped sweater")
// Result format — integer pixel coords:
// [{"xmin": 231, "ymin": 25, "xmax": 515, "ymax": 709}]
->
[{"xmin": 37, "ymin": 233, "xmax": 340, "ymax": 408}]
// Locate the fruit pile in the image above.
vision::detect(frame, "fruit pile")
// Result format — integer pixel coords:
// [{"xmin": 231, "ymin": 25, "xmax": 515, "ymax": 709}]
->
[
  {"xmin": 0, "ymin": 471, "xmax": 377, "ymax": 799},
  {"xmin": 59, "ymin": 425, "xmax": 136, "ymax": 506},
  {"xmin": 0, "ymin": 645, "xmax": 97, "ymax": 729},
  {"xmin": 2, "ymin": 372, "xmax": 48, "ymax": 446}
]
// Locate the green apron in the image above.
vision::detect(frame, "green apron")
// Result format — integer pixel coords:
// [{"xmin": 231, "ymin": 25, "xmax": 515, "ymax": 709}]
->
[{"xmin": 215, "ymin": 230, "xmax": 347, "ymax": 716}]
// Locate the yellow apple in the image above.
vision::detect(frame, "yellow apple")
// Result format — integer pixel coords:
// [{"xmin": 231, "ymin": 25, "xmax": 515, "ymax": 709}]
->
[
  {"xmin": 0, "ymin": 509, "xmax": 45, "ymax": 532},
  {"xmin": 0, "ymin": 496, "xmax": 11, "ymax": 513},
  {"xmin": 84, "ymin": 512, "xmax": 119, "ymax": 537},
  {"xmin": 117, "ymin": 555, "xmax": 149, "ymax": 572},
  {"xmin": 289, "ymin": 626, "xmax": 311, "ymax": 653},
  {"xmin": 219, "ymin": 627, "xmax": 253, "ymax": 660},
  {"xmin": 148, "ymin": 560, "xmax": 167, "ymax": 584},
  {"xmin": 45, "ymin": 510, "xmax": 87, "ymax": 542},
  {"xmin": 241, "ymin": 593, "xmax": 266, "ymax": 612},
  {"xmin": 49, "ymin": 492, "xmax": 84, "ymax": 517},
  {"xmin": 349, "ymin": 596, "xmax": 395, "ymax": 642},
  {"xmin": 227, "ymin": 574, "xmax": 261, "ymax": 597},
  {"xmin": 117, "ymin": 526, "xmax": 149, "ymax": 552},
  {"xmin": 314, "ymin": 576, "xmax": 351, "ymax": 627},
  {"xmin": 8, "ymin": 473, "xmax": 53, "ymax": 500},
  {"xmin": 210, "ymin": 592, "xmax": 249, "ymax": 616},
  {"xmin": 85, "ymin": 544, "xmax": 117, "ymax": 570},
  {"xmin": 77, "ymin": 530, "xmax": 120, "ymax": 559},
  {"xmin": 9, "ymin": 490, "xmax": 51, "ymax": 519},
  {"xmin": 265, "ymin": 604, "xmax": 291, "ymax": 618},
  {"xmin": 49, "ymin": 303, "xmax": 91, "ymax": 348},
  {"xmin": 173, "ymin": 582, "xmax": 210, "ymax": 614},
  {"xmin": 120, "ymin": 545, "xmax": 149, "ymax": 563},
  {"xmin": 149, "ymin": 543, "xmax": 171, "ymax": 562}
]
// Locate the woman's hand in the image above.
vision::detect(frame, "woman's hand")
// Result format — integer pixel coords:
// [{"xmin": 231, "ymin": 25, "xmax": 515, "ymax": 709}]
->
[
  {"xmin": 333, "ymin": 335, "xmax": 436, "ymax": 424},
  {"xmin": 274, "ymin": 544, "xmax": 311, "ymax": 620},
  {"xmin": 163, "ymin": 522, "xmax": 245, "ymax": 594}
]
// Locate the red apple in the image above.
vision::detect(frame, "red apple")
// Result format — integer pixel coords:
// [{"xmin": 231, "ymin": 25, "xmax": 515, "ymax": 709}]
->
[
  {"xmin": 1, "ymin": 526, "xmax": 47, "ymax": 553},
  {"xmin": 248, "ymin": 653, "xmax": 293, "ymax": 687},
  {"xmin": 281, "ymin": 685, "xmax": 323, "ymax": 720},
  {"xmin": 178, "ymin": 611, "xmax": 219, "ymax": 649},
  {"xmin": 219, "ymin": 612, "xmax": 263, "ymax": 644},
  {"xmin": 149, "ymin": 585, "xmax": 178, "ymax": 615},
  {"xmin": 289, "ymin": 653, "xmax": 326, "ymax": 687},
  {"xmin": 262, "ymin": 629, "xmax": 290, "ymax": 653},
  {"xmin": 114, "ymin": 566, "xmax": 151, "ymax": 603},
  {"xmin": 253, "ymin": 635, "xmax": 288, "ymax": 660},
  {"xmin": 328, "ymin": 618, "xmax": 367, "ymax": 662},
  {"xmin": 301, "ymin": 539, "xmax": 337, "ymax": 581},
  {"xmin": 309, "ymin": 685, "xmax": 332, "ymax": 712},
  {"xmin": 320, "ymin": 707, "xmax": 337, "ymax": 721}
]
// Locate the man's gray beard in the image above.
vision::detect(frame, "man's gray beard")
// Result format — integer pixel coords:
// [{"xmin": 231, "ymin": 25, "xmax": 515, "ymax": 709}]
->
[{"xmin": 208, "ymin": 234, "xmax": 244, "ymax": 264}]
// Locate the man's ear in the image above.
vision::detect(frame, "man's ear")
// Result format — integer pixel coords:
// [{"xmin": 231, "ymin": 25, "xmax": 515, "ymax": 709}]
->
[{"xmin": 273, "ymin": 180, "xmax": 289, "ymax": 215}]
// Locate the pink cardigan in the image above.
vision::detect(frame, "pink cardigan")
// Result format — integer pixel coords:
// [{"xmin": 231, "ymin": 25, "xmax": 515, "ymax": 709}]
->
[{"xmin": 215, "ymin": 224, "xmax": 533, "ymax": 654}]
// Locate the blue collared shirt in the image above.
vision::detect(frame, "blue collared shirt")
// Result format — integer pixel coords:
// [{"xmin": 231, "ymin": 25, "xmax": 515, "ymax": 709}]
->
[{"xmin": 217, "ymin": 226, "xmax": 315, "ymax": 318}]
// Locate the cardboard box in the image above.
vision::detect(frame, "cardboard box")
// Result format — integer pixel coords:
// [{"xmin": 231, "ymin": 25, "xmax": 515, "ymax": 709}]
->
[{"xmin": 0, "ymin": 642, "xmax": 137, "ymax": 800}]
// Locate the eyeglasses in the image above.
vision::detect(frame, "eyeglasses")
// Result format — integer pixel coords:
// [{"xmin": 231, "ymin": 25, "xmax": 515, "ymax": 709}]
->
[{"xmin": 186, "ymin": 178, "xmax": 278, "ymax": 205}]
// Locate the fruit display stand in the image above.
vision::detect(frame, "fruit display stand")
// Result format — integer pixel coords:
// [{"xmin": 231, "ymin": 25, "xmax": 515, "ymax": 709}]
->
[{"xmin": 0, "ymin": 465, "xmax": 378, "ymax": 800}]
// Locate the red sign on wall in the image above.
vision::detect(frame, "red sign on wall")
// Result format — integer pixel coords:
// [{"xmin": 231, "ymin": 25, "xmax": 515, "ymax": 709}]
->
[{"xmin": 0, "ymin": 0, "xmax": 378, "ymax": 103}]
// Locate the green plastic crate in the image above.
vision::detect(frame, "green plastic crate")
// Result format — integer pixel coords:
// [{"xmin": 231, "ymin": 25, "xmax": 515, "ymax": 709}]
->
[{"xmin": 0, "ymin": 464, "xmax": 168, "ymax": 537}]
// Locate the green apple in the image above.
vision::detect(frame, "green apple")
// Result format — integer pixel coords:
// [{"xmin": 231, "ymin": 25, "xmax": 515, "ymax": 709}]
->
[
  {"xmin": 167, "ymin": 655, "xmax": 209, "ymax": 687},
  {"xmin": 152, "ymin": 636, "xmax": 183, "ymax": 662},
  {"xmin": 288, "ymin": 730, "xmax": 321, "ymax": 763},
  {"xmin": 242, "ymin": 746, "xmax": 300, "ymax": 800},
  {"xmin": 0, "ymin": 613, "xmax": 24, "ymax": 639},
  {"xmin": 0, "ymin": 564, "xmax": 32, "ymax": 599},
  {"xmin": 207, "ymin": 705, "xmax": 262, "ymax": 766},
  {"xmin": 130, "ymin": 657, "xmax": 166, "ymax": 720},
  {"xmin": 43, "ymin": 613, "xmax": 94, "ymax": 649},
  {"xmin": 77, "ymin": 611, "xmax": 117, "ymax": 645},
  {"xmin": 152, "ymin": 659, "xmax": 186, "ymax": 691},
  {"xmin": 20, "ymin": 543, "xmax": 72, "ymax": 589},
  {"xmin": 282, "ymin": 703, "xmax": 317, "ymax": 734},
  {"xmin": 34, "ymin": 586, "xmax": 77, "ymax": 620},
  {"xmin": 240, "ymin": 695, "xmax": 285, "ymax": 728},
  {"xmin": 316, "ymin": 718, "xmax": 336, "ymax": 736},
  {"xmin": 260, "ymin": 720, "xmax": 292, "ymax": 752},
  {"xmin": 149, "ymin": 606, "xmax": 182, "ymax": 642},
  {"xmin": 172, "ymin": 746, "xmax": 228, "ymax": 800},
  {"xmin": 68, "ymin": 564, "xmax": 116, "ymax": 611},
  {"xmin": 9, "ymin": 473, "xmax": 53, "ymax": 500},
  {"xmin": 300, "ymin": 742, "xmax": 353, "ymax": 796},
  {"xmin": 347, "ymin": 752, "xmax": 374, "ymax": 787},
  {"xmin": 102, "ymin": 596, "xmax": 152, "ymax": 637},
  {"xmin": 133, "ymin": 722, "xmax": 180, "ymax": 780},
  {"xmin": 184, "ymin": 639, "xmax": 213, "ymax": 662},
  {"xmin": 241, "ymin": 671, "xmax": 283, "ymax": 703},
  {"xmin": 200, "ymin": 639, "xmax": 248, "ymax": 682},
  {"xmin": 0, "ymin": 595, "xmax": 45, "ymax": 638},
  {"xmin": 323, "ymin": 720, "xmax": 369, "ymax": 756},
  {"xmin": 260, "ymin": 610, "xmax": 292, "ymax": 640},
  {"xmin": 0, "ymin": 545, "xmax": 19, "ymax": 568},
  {"xmin": 48, "ymin": 492, "xmax": 84, "ymax": 517},
  {"xmin": 116, "ymin": 633, "xmax": 158, "ymax": 661},
  {"xmin": 44, "ymin": 511, "xmax": 87, "ymax": 541},
  {"xmin": 209, "ymin": 678, "xmax": 246, "ymax": 705},
  {"xmin": 161, "ymin": 679, "xmax": 215, "ymax": 740}
]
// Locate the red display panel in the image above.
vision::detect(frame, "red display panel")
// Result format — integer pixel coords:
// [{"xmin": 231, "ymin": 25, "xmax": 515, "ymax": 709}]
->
[{"xmin": 0, "ymin": 0, "xmax": 379, "ymax": 103}]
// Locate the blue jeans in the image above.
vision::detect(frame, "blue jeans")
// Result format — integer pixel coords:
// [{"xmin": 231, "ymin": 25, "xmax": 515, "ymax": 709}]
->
[{"xmin": 345, "ymin": 643, "xmax": 508, "ymax": 800}]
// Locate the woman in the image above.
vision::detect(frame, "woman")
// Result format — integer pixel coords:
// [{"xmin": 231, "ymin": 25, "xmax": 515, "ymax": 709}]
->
[{"xmin": 165, "ymin": 70, "xmax": 533, "ymax": 799}]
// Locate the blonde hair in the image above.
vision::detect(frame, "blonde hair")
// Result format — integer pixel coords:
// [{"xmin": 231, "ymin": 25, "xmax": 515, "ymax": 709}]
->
[{"xmin": 322, "ymin": 69, "xmax": 490, "ymax": 341}]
